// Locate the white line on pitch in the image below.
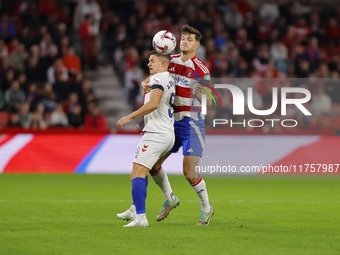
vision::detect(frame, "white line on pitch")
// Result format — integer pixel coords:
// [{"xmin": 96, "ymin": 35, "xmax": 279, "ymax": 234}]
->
[{"xmin": 0, "ymin": 200, "xmax": 339, "ymax": 204}]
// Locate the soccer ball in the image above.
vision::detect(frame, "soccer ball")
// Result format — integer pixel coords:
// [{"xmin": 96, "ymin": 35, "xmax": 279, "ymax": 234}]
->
[{"xmin": 152, "ymin": 30, "xmax": 176, "ymax": 55}]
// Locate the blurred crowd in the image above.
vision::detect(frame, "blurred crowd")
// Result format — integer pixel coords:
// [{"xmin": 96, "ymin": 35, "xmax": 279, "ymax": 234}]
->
[
  {"xmin": 1, "ymin": 0, "xmax": 340, "ymax": 131},
  {"xmin": 0, "ymin": 0, "xmax": 107, "ymax": 129},
  {"xmin": 107, "ymin": 0, "xmax": 340, "ymax": 130}
]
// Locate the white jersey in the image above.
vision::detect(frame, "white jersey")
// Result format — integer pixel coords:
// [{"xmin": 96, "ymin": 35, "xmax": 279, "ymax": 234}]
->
[{"xmin": 143, "ymin": 71, "xmax": 176, "ymax": 134}]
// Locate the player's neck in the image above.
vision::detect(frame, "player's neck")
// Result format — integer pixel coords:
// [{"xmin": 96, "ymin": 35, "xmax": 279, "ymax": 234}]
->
[
  {"xmin": 180, "ymin": 51, "xmax": 195, "ymax": 62},
  {"xmin": 153, "ymin": 68, "xmax": 167, "ymax": 75}
]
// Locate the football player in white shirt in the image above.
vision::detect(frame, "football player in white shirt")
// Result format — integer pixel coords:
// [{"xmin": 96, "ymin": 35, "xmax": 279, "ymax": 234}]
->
[
  {"xmin": 117, "ymin": 50, "xmax": 176, "ymax": 227},
  {"xmin": 118, "ymin": 25, "xmax": 214, "ymax": 226}
]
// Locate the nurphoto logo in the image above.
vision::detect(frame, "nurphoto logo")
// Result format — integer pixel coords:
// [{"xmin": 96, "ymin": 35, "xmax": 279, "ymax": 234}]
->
[{"xmin": 200, "ymin": 82, "xmax": 312, "ymax": 129}]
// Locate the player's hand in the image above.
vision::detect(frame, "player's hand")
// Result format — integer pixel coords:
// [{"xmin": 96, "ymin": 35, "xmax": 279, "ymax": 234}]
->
[
  {"xmin": 193, "ymin": 83, "xmax": 202, "ymax": 97},
  {"xmin": 142, "ymin": 75, "xmax": 152, "ymax": 93},
  {"xmin": 117, "ymin": 115, "xmax": 132, "ymax": 128}
]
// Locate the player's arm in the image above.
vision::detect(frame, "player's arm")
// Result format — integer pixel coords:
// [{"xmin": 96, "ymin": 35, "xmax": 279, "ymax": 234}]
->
[
  {"xmin": 193, "ymin": 83, "xmax": 212, "ymax": 107},
  {"xmin": 117, "ymin": 88, "xmax": 163, "ymax": 128}
]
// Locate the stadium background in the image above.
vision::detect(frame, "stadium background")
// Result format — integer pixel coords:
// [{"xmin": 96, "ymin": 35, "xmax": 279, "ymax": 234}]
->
[
  {"xmin": 0, "ymin": 0, "xmax": 339, "ymax": 174},
  {"xmin": 0, "ymin": 1, "xmax": 340, "ymax": 255}
]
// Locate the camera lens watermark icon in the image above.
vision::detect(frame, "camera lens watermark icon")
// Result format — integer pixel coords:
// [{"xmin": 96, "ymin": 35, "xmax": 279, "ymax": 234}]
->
[{"xmin": 196, "ymin": 84, "xmax": 222, "ymax": 115}]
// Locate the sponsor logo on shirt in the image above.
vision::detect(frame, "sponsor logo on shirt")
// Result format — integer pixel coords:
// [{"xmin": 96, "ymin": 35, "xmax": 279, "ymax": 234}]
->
[{"xmin": 174, "ymin": 77, "xmax": 189, "ymax": 86}]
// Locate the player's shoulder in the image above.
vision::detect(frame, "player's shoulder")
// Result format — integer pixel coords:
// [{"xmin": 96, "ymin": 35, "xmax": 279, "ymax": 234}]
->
[
  {"xmin": 192, "ymin": 56, "xmax": 210, "ymax": 73},
  {"xmin": 150, "ymin": 72, "xmax": 171, "ymax": 86},
  {"xmin": 193, "ymin": 56, "xmax": 208, "ymax": 67},
  {"xmin": 151, "ymin": 71, "xmax": 169, "ymax": 79},
  {"xmin": 192, "ymin": 56, "xmax": 210, "ymax": 79},
  {"xmin": 170, "ymin": 53, "xmax": 181, "ymax": 62},
  {"xmin": 170, "ymin": 53, "xmax": 181, "ymax": 59},
  {"xmin": 149, "ymin": 73, "xmax": 162, "ymax": 84}
]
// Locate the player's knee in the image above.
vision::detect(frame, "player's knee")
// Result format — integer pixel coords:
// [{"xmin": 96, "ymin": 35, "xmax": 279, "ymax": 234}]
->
[
  {"xmin": 130, "ymin": 169, "xmax": 139, "ymax": 180},
  {"xmin": 183, "ymin": 171, "xmax": 195, "ymax": 184},
  {"xmin": 183, "ymin": 166, "xmax": 200, "ymax": 184},
  {"xmin": 130, "ymin": 172, "xmax": 135, "ymax": 180},
  {"xmin": 185, "ymin": 176, "xmax": 197, "ymax": 184},
  {"xmin": 150, "ymin": 164, "xmax": 161, "ymax": 173}
]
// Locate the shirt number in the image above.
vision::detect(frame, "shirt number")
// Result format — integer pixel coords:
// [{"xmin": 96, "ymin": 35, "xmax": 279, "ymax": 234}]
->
[{"xmin": 168, "ymin": 92, "xmax": 175, "ymax": 118}]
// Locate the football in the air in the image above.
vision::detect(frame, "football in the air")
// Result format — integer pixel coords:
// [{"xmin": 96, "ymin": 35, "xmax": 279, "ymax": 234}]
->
[{"xmin": 152, "ymin": 30, "xmax": 176, "ymax": 54}]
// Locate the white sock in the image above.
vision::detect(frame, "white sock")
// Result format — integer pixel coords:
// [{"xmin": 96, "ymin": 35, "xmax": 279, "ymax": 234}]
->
[
  {"xmin": 192, "ymin": 176, "xmax": 210, "ymax": 212},
  {"xmin": 151, "ymin": 167, "xmax": 175, "ymax": 201}
]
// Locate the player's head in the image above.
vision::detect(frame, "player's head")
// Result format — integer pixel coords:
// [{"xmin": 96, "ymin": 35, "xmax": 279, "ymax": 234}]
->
[
  {"xmin": 148, "ymin": 50, "xmax": 171, "ymax": 75},
  {"xmin": 180, "ymin": 25, "xmax": 202, "ymax": 54}
]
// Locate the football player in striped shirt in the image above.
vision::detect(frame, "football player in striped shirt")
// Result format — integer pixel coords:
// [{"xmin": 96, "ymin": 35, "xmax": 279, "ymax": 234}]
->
[
  {"xmin": 118, "ymin": 25, "xmax": 214, "ymax": 225},
  {"xmin": 155, "ymin": 25, "xmax": 214, "ymax": 225}
]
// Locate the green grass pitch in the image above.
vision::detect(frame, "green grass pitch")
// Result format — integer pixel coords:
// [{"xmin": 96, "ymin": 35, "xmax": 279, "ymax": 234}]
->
[{"xmin": 0, "ymin": 174, "xmax": 339, "ymax": 255}]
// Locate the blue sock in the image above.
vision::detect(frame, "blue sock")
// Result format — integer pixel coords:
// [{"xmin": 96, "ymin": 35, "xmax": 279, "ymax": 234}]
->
[
  {"xmin": 132, "ymin": 176, "xmax": 148, "ymax": 207},
  {"xmin": 131, "ymin": 177, "xmax": 147, "ymax": 214},
  {"xmin": 145, "ymin": 175, "xmax": 148, "ymax": 198}
]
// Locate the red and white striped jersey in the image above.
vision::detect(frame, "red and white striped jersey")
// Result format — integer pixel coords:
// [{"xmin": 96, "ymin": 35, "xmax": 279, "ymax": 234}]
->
[{"xmin": 168, "ymin": 54, "xmax": 211, "ymax": 121}]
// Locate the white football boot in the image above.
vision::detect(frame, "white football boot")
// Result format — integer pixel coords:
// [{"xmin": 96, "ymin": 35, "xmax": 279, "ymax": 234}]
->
[
  {"xmin": 123, "ymin": 214, "xmax": 149, "ymax": 227},
  {"xmin": 117, "ymin": 205, "xmax": 136, "ymax": 221}
]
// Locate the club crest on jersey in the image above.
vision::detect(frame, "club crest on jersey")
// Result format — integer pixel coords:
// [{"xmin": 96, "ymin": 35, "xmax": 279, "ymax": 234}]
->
[{"xmin": 187, "ymin": 69, "xmax": 192, "ymax": 78}]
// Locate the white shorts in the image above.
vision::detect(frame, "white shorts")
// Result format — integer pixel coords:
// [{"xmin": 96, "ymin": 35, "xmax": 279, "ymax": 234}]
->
[{"xmin": 133, "ymin": 132, "xmax": 175, "ymax": 170}]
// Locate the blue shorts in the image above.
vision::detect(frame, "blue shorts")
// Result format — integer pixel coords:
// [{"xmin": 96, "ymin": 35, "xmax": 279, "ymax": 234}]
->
[{"xmin": 170, "ymin": 117, "xmax": 205, "ymax": 157}]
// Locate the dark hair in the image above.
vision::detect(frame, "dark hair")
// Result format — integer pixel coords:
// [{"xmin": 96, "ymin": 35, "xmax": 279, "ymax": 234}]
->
[
  {"xmin": 150, "ymin": 50, "xmax": 171, "ymax": 66},
  {"xmin": 181, "ymin": 25, "xmax": 202, "ymax": 42}
]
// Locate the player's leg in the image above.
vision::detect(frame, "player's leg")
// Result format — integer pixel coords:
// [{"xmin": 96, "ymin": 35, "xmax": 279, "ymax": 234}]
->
[
  {"xmin": 182, "ymin": 117, "xmax": 214, "ymax": 225},
  {"xmin": 123, "ymin": 163, "xmax": 149, "ymax": 227},
  {"xmin": 118, "ymin": 133, "xmax": 153, "ymax": 222},
  {"xmin": 150, "ymin": 151, "xmax": 175, "ymax": 201},
  {"xmin": 120, "ymin": 132, "xmax": 175, "ymax": 226},
  {"xmin": 149, "ymin": 141, "xmax": 181, "ymax": 221},
  {"xmin": 118, "ymin": 151, "xmax": 173, "ymax": 221},
  {"xmin": 117, "ymin": 175, "xmax": 149, "ymax": 221},
  {"xmin": 183, "ymin": 155, "xmax": 214, "ymax": 225}
]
